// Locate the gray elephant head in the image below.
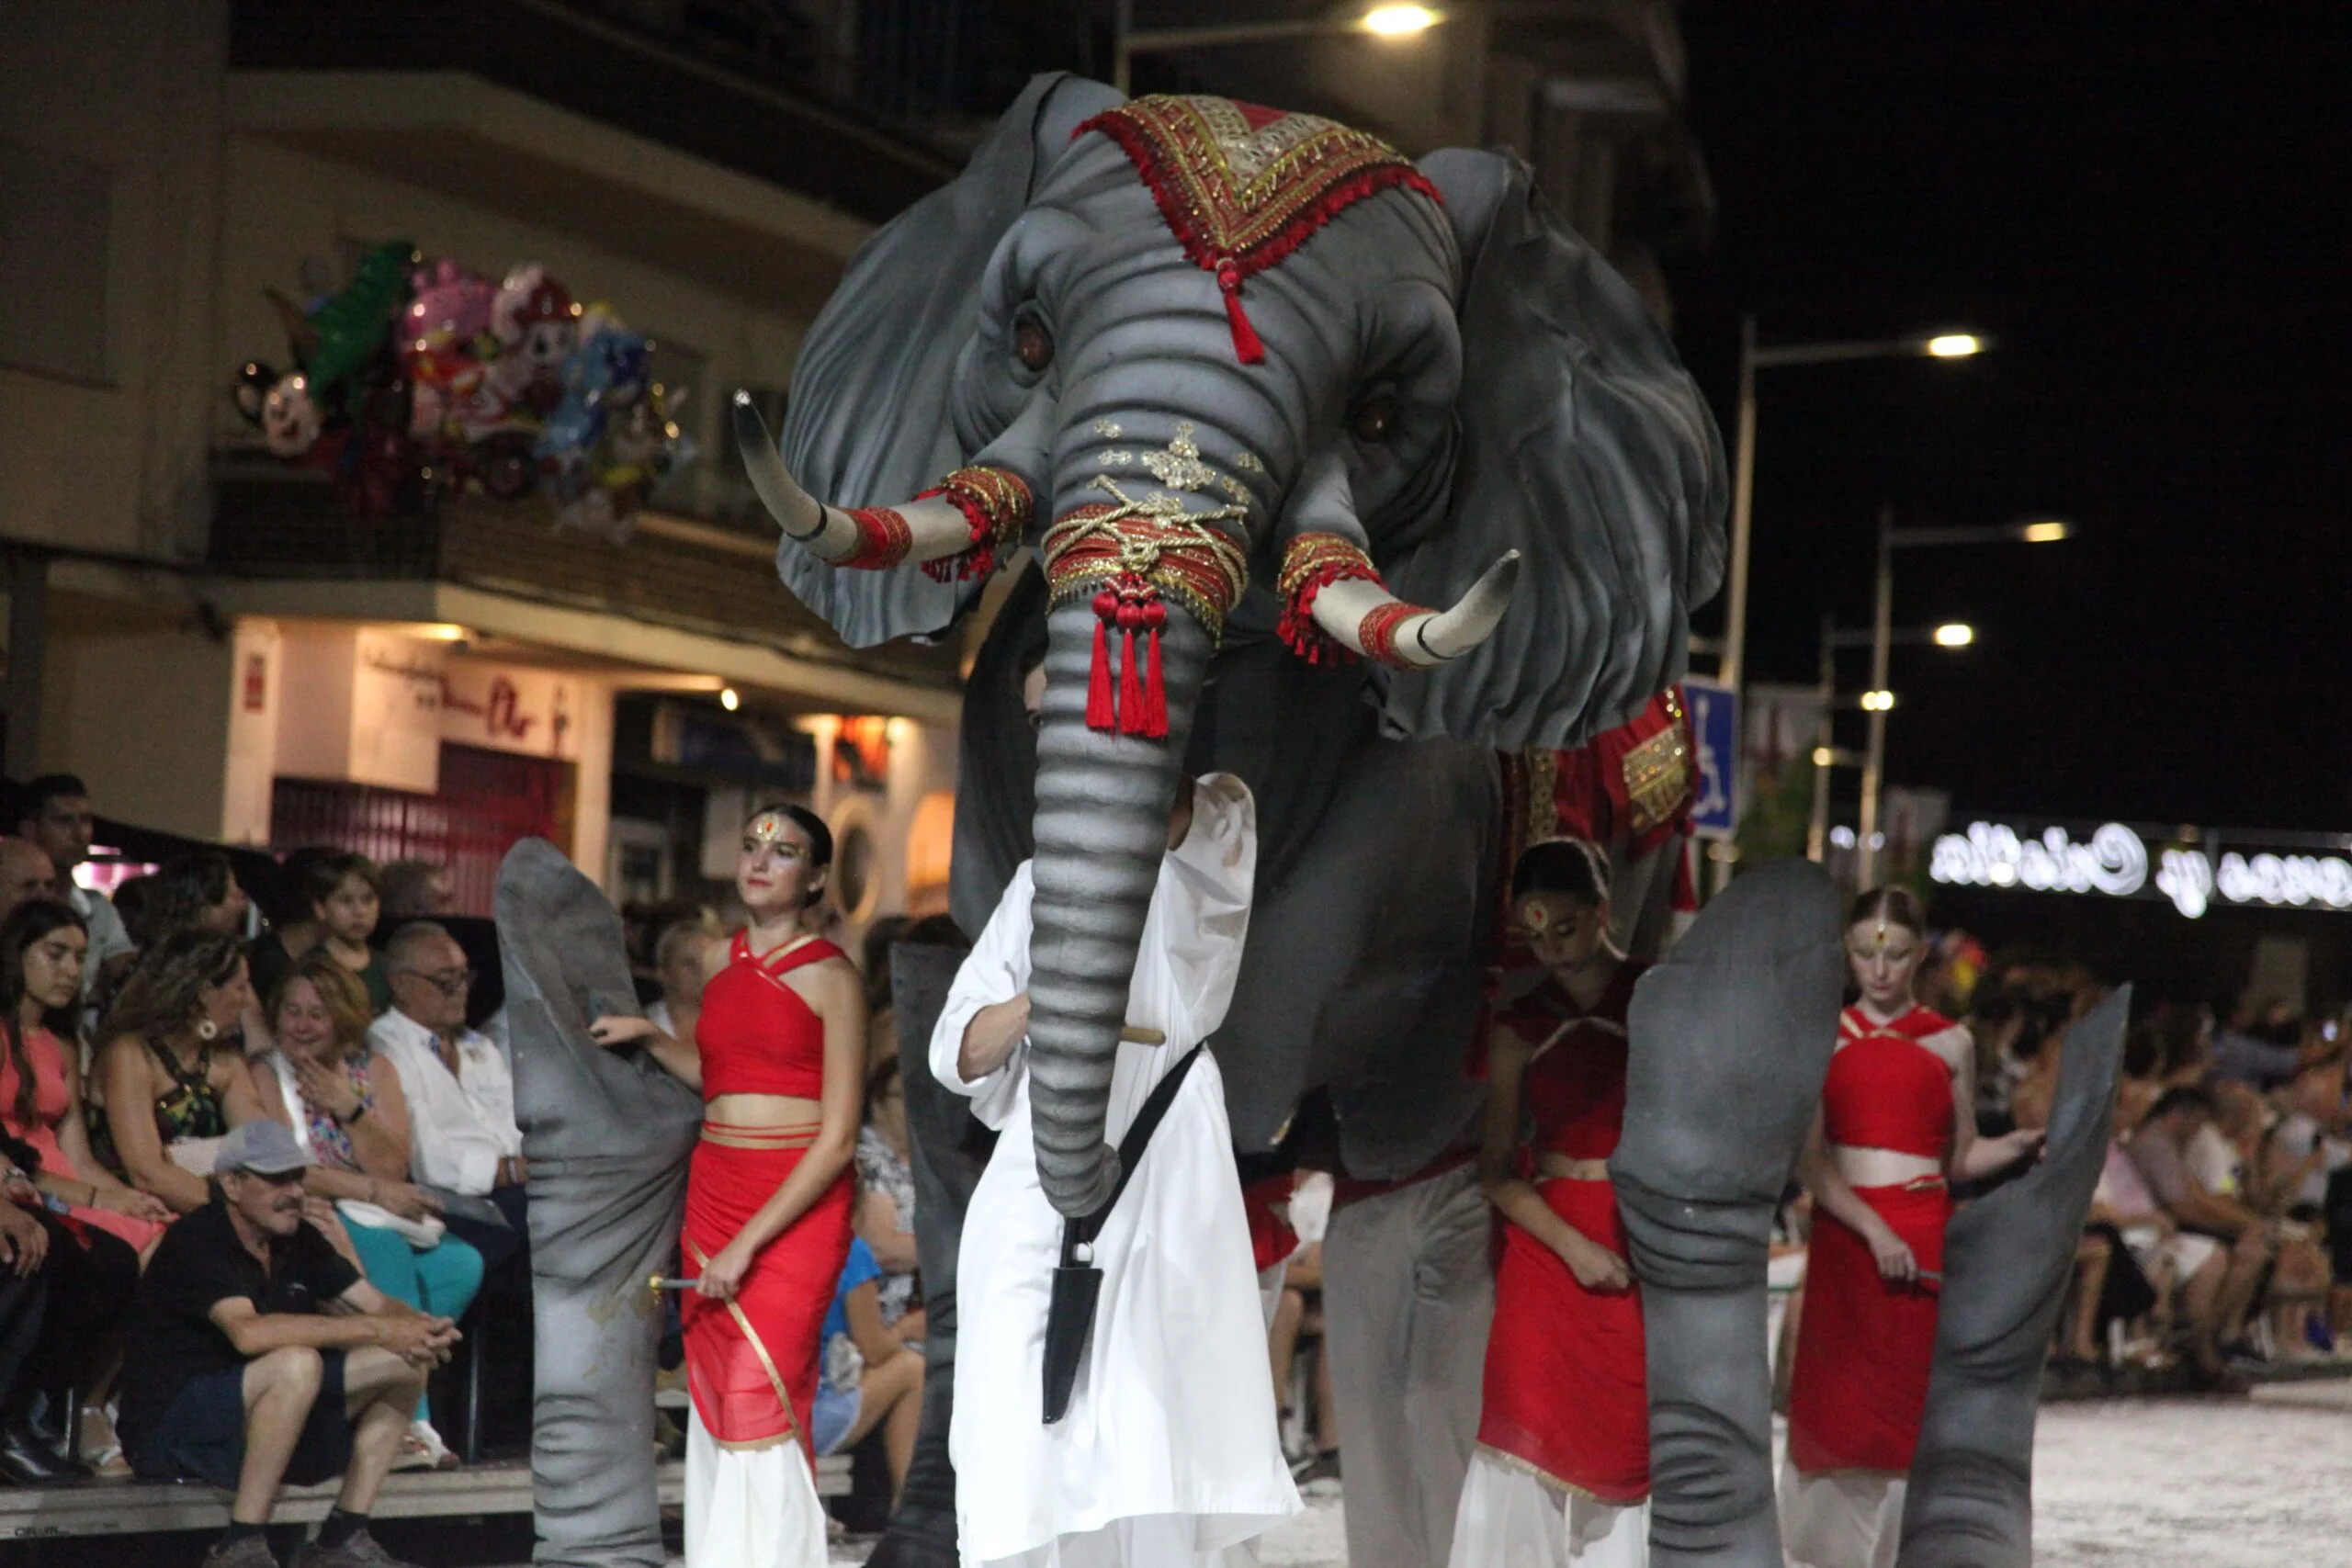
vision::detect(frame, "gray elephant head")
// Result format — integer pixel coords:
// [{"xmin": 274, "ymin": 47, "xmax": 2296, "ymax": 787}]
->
[{"xmin": 746, "ymin": 74, "xmax": 1725, "ymax": 1216}]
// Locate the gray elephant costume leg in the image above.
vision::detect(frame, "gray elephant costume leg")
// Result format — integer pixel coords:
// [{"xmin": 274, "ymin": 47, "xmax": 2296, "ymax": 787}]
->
[
  {"xmin": 867, "ymin": 940, "xmax": 984, "ymax": 1568},
  {"xmin": 497, "ymin": 840, "xmax": 703, "ymax": 1568},
  {"xmin": 1322, "ymin": 1162, "xmax": 1495, "ymax": 1568},
  {"xmin": 1612, "ymin": 860, "xmax": 1847, "ymax": 1568},
  {"xmin": 1896, "ymin": 988, "xmax": 2128, "ymax": 1567}
]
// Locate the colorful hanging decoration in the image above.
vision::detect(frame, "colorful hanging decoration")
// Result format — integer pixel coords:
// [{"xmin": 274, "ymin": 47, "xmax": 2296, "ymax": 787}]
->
[
  {"xmin": 1075, "ymin": 96, "xmax": 1442, "ymax": 366},
  {"xmin": 1042, "ymin": 479, "xmax": 1250, "ymax": 739},
  {"xmin": 232, "ymin": 253, "xmax": 684, "ymax": 525}
]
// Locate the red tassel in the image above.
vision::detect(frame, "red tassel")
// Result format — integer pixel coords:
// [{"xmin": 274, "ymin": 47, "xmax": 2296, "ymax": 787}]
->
[
  {"xmin": 1141, "ymin": 623, "xmax": 1168, "ymax": 739},
  {"xmin": 1216, "ymin": 260, "xmax": 1266, "ymax": 365},
  {"xmin": 1118, "ymin": 620, "xmax": 1147, "ymax": 737},
  {"xmin": 1087, "ymin": 599, "xmax": 1116, "ymax": 733}
]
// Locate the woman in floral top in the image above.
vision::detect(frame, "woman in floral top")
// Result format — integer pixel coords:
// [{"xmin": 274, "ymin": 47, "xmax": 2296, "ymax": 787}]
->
[{"xmin": 853, "ymin": 1056, "xmax": 921, "ymax": 1331}]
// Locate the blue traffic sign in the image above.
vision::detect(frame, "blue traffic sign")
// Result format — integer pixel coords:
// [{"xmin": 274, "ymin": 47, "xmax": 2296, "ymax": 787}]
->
[{"xmin": 1682, "ymin": 677, "xmax": 1738, "ymax": 840}]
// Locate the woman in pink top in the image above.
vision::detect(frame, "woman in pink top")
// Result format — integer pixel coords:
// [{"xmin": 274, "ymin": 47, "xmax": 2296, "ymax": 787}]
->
[{"xmin": 0, "ymin": 899, "xmax": 169, "ymax": 1254}]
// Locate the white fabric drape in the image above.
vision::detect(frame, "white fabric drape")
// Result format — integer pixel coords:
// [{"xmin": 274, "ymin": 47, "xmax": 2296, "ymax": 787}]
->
[
  {"xmin": 1446, "ymin": 1450, "xmax": 1647, "ymax": 1568},
  {"xmin": 684, "ymin": 1406, "xmax": 829, "ymax": 1568},
  {"xmin": 1778, "ymin": 1454, "xmax": 1905, "ymax": 1568},
  {"xmin": 933, "ymin": 775, "xmax": 1300, "ymax": 1568}
]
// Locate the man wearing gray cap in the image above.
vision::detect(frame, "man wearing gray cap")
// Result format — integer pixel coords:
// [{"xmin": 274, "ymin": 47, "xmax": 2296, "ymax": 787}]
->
[{"xmin": 119, "ymin": 1121, "xmax": 461, "ymax": 1568}]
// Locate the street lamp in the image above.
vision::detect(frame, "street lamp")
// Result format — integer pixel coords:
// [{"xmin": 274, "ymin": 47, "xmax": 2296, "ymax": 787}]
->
[
  {"xmin": 1718, "ymin": 320, "xmax": 1987, "ymax": 699},
  {"xmin": 1852, "ymin": 510, "xmax": 2073, "ymax": 886},
  {"xmin": 1805, "ymin": 616, "xmax": 1973, "ymax": 863},
  {"xmin": 1112, "ymin": 3, "xmax": 1443, "ymax": 95}
]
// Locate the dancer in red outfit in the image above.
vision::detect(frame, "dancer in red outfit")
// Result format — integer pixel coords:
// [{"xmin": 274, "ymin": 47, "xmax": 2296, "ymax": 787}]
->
[
  {"xmin": 1781, "ymin": 886, "xmax": 2042, "ymax": 1568},
  {"xmin": 593, "ymin": 804, "xmax": 862, "ymax": 1568},
  {"xmin": 1450, "ymin": 839, "xmax": 1650, "ymax": 1567}
]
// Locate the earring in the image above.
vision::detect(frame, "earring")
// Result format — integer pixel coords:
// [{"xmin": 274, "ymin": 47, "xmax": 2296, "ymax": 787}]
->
[{"xmin": 196, "ymin": 1019, "xmax": 220, "ymax": 1042}]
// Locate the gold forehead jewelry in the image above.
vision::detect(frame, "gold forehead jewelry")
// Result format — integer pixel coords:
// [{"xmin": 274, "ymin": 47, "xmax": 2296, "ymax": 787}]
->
[
  {"xmin": 1522, "ymin": 899, "xmax": 1554, "ymax": 933},
  {"xmin": 746, "ymin": 810, "xmax": 795, "ymax": 846}
]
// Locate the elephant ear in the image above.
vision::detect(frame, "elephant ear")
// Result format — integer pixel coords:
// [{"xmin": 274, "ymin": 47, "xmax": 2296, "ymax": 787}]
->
[
  {"xmin": 1379, "ymin": 148, "xmax": 1728, "ymax": 748},
  {"xmin": 775, "ymin": 72, "xmax": 1124, "ymax": 648}
]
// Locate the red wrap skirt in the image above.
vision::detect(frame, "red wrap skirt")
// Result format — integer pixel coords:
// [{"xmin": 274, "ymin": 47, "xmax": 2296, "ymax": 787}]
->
[
  {"xmin": 681, "ymin": 1122, "xmax": 854, "ymax": 1453},
  {"xmin": 1788, "ymin": 1178, "xmax": 1951, "ymax": 1475},
  {"xmin": 1475, "ymin": 1177, "xmax": 1649, "ymax": 1503}
]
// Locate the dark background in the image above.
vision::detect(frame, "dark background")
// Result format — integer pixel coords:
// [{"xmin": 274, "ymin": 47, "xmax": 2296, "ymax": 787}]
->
[{"xmin": 1667, "ymin": 2, "xmax": 2351, "ymax": 833}]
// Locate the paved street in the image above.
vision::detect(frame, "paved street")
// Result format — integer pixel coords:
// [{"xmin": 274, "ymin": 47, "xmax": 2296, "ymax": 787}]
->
[{"xmin": 820, "ymin": 1386, "xmax": 2352, "ymax": 1567}]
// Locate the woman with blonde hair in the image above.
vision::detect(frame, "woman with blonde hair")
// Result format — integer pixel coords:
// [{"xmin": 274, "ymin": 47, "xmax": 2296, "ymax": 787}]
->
[{"xmin": 250, "ymin": 949, "xmax": 482, "ymax": 1469}]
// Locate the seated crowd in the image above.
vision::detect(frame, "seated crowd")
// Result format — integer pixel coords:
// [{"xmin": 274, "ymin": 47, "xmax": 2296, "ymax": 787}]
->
[
  {"xmin": 1964, "ymin": 959, "xmax": 2352, "ymax": 1384},
  {"xmin": 25, "ymin": 761, "xmax": 2340, "ymax": 1566}
]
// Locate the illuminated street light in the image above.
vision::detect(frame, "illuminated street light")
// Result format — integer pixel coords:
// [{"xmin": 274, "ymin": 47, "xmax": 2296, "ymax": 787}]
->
[
  {"xmin": 1813, "ymin": 746, "xmax": 1837, "ymax": 767},
  {"xmin": 2021, "ymin": 519, "xmax": 2071, "ymax": 543},
  {"xmin": 719, "ymin": 686, "xmax": 741, "ymax": 712},
  {"xmin": 1112, "ymin": 3, "xmax": 1444, "ymax": 94},
  {"xmin": 1363, "ymin": 5, "xmax": 1439, "ymax": 34},
  {"xmin": 1860, "ymin": 690, "xmax": 1896, "ymax": 712},
  {"xmin": 1933, "ymin": 622, "xmax": 1975, "ymax": 648},
  {"xmin": 1720, "ymin": 320, "xmax": 1992, "ymax": 705}
]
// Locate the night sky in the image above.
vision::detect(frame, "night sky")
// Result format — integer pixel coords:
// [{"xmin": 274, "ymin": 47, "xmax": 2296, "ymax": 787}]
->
[{"xmin": 1666, "ymin": 3, "xmax": 2351, "ymax": 833}]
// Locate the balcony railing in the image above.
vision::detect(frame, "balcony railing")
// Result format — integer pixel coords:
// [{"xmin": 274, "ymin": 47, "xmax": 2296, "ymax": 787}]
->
[{"xmin": 208, "ymin": 461, "xmax": 958, "ymax": 689}]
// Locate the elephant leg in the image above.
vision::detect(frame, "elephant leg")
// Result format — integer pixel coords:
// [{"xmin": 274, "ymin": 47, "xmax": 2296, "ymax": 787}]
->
[
  {"xmin": 868, "ymin": 942, "xmax": 990, "ymax": 1568},
  {"xmin": 497, "ymin": 840, "xmax": 704, "ymax": 1568},
  {"xmin": 1897, "ymin": 987, "xmax": 2129, "ymax": 1568},
  {"xmin": 526, "ymin": 1154, "xmax": 687, "ymax": 1568},
  {"xmin": 1611, "ymin": 860, "xmax": 1846, "ymax": 1568}
]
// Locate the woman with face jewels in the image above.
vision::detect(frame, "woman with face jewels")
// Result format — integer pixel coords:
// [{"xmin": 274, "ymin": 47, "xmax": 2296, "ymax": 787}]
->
[
  {"xmin": 1448, "ymin": 840, "xmax": 1650, "ymax": 1567},
  {"xmin": 1779, "ymin": 887, "xmax": 2045, "ymax": 1568},
  {"xmin": 592, "ymin": 805, "xmax": 862, "ymax": 1568}
]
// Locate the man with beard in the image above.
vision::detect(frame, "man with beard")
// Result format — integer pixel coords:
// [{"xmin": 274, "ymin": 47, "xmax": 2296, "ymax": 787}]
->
[{"xmin": 119, "ymin": 1121, "xmax": 459, "ymax": 1568}]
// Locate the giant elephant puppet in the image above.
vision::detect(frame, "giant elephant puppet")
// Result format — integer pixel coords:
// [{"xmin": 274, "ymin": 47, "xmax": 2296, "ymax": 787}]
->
[{"xmin": 743, "ymin": 71, "xmax": 1724, "ymax": 1563}]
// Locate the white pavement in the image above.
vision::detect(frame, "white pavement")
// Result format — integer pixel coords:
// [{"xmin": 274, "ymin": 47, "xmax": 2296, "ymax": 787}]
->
[{"xmin": 816, "ymin": 1386, "xmax": 2352, "ymax": 1566}]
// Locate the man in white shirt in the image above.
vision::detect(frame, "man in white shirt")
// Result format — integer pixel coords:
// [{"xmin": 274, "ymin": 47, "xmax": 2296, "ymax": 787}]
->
[
  {"xmin": 368, "ymin": 922, "xmax": 528, "ymax": 1266},
  {"xmin": 17, "ymin": 775, "xmax": 131, "ymax": 988}
]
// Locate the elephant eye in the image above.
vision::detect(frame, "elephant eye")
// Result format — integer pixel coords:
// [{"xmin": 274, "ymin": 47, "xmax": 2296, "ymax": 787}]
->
[
  {"xmin": 1352, "ymin": 393, "xmax": 1399, "ymax": 445},
  {"xmin": 1014, "ymin": 318, "xmax": 1053, "ymax": 374}
]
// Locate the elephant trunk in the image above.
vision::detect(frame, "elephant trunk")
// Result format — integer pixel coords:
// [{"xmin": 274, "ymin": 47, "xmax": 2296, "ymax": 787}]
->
[
  {"xmin": 1611, "ymin": 861, "xmax": 1846, "ymax": 1568},
  {"xmin": 1024, "ymin": 597, "xmax": 1215, "ymax": 1217}
]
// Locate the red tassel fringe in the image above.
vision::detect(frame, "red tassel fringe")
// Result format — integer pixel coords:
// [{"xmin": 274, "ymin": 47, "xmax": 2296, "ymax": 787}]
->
[
  {"xmin": 1141, "ymin": 625, "xmax": 1167, "ymax": 738},
  {"xmin": 1087, "ymin": 598, "xmax": 1116, "ymax": 732},
  {"xmin": 1081, "ymin": 581, "xmax": 1172, "ymax": 739},
  {"xmin": 1216, "ymin": 261, "xmax": 1266, "ymax": 366}
]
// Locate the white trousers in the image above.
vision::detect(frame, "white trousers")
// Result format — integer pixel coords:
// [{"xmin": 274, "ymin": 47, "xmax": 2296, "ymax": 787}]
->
[
  {"xmin": 1322, "ymin": 1163, "xmax": 1496, "ymax": 1568},
  {"xmin": 1778, "ymin": 1454, "xmax": 1905, "ymax": 1568},
  {"xmin": 1447, "ymin": 1450, "xmax": 1647, "ymax": 1568},
  {"xmin": 684, "ymin": 1405, "xmax": 828, "ymax": 1568}
]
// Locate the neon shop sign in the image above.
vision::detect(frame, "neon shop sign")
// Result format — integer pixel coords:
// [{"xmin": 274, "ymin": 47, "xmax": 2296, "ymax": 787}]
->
[{"xmin": 1929, "ymin": 820, "xmax": 2352, "ymax": 919}]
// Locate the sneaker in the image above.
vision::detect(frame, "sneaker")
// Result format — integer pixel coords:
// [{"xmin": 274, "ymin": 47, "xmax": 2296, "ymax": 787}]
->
[
  {"xmin": 293, "ymin": 1524, "xmax": 420, "ymax": 1568},
  {"xmin": 200, "ymin": 1535, "xmax": 282, "ymax": 1568}
]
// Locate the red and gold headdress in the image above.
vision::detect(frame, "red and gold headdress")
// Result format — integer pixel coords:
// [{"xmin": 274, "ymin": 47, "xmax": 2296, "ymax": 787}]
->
[{"xmin": 1075, "ymin": 96, "xmax": 1441, "ymax": 365}]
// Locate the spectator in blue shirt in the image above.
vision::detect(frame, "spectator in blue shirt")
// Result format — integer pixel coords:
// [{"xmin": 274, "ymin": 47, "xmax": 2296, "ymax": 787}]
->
[{"xmin": 812, "ymin": 1236, "xmax": 924, "ymax": 1505}]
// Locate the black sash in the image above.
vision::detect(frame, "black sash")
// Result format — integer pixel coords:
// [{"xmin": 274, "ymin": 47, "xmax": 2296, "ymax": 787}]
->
[{"xmin": 1042, "ymin": 1044, "xmax": 1204, "ymax": 1424}]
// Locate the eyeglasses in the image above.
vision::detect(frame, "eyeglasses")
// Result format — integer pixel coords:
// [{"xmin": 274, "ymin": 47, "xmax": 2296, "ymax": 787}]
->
[{"xmin": 397, "ymin": 966, "xmax": 472, "ymax": 996}]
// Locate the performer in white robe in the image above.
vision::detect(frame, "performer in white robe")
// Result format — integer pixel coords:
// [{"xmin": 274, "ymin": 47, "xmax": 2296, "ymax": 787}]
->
[{"xmin": 932, "ymin": 773, "xmax": 1301, "ymax": 1568}]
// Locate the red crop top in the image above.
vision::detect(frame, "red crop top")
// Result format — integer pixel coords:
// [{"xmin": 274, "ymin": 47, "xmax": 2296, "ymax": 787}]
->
[
  {"xmin": 1822, "ymin": 1004, "xmax": 1955, "ymax": 1160},
  {"xmin": 1498, "ymin": 963, "xmax": 1647, "ymax": 1163},
  {"xmin": 692, "ymin": 934, "xmax": 842, "ymax": 1101}
]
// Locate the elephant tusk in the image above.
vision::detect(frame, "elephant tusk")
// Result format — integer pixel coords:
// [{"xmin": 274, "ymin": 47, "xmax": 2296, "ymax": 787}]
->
[
  {"xmin": 731, "ymin": 391, "xmax": 983, "ymax": 570},
  {"xmin": 1306, "ymin": 550, "xmax": 1521, "ymax": 669}
]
